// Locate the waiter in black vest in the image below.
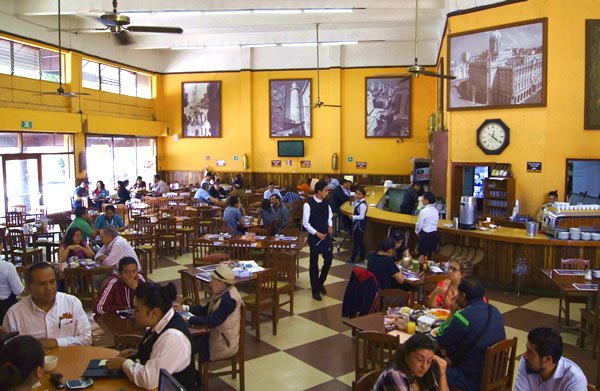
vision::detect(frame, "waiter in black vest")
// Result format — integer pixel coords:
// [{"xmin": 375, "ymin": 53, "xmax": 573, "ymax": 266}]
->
[{"xmin": 303, "ymin": 180, "xmax": 334, "ymax": 301}]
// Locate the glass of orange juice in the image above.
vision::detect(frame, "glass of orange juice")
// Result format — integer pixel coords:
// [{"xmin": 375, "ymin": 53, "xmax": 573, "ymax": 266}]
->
[{"xmin": 407, "ymin": 321, "xmax": 416, "ymax": 334}]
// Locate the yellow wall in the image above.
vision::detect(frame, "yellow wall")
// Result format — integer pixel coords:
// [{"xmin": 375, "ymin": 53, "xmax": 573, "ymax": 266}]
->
[
  {"xmin": 442, "ymin": 0, "xmax": 600, "ymax": 216},
  {"xmin": 157, "ymin": 67, "xmax": 437, "ymax": 175}
]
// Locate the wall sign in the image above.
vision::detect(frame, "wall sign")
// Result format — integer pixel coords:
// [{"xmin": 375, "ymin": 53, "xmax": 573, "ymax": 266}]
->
[
  {"xmin": 271, "ymin": 160, "xmax": 282, "ymax": 167},
  {"xmin": 205, "ymin": 155, "xmax": 211, "ymax": 160},
  {"xmin": 300, "ymin": 160, "xmax": 311, "ymax": 168},
  {"xmin": 347, "ymin": 156, "xmax": 353, "ymax": 162},
  {"xmin": 527, "ymin": 162, "xmax": 542, "ymax": 172},
  {"xmin": 233, "ymin": 155, "xmax": 239, "ymax": 161},
  {"xmin": 356, "ymin": 161, "xmax": 367, "ymax": 169},
  {"xmin": 21, "ymin": 121, "xmax": 32, "ymax": 129},
  {"xmin": 216, "ymin": 159, "xmax": 226, "ymax": 167},
  {"xmin": 286, "ymin": 159, "xmax": 292, "ymax": 166}
]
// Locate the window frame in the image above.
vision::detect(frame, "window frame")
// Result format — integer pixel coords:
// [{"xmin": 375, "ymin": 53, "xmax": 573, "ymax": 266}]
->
[{"xmin": 81, "ymin": 58, "xmax": 153, "ymax": 99}]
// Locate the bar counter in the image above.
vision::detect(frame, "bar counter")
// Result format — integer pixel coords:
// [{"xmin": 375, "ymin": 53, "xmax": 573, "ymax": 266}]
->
[{"xmin": 340, "ymin": 187, "xmax": 600, "ymax": 292}]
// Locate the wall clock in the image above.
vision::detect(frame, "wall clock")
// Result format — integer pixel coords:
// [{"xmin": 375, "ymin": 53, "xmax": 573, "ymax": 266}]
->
[{"xmin": 476, "ymin": 119, "xmax": 510, "ymax": 155}]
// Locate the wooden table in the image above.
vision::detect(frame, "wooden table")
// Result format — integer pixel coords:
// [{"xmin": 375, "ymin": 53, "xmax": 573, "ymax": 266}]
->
[
  {"xmin": 541, "ymin": 268, "xmax": 597, "ymax": 308},
  {"xmin": 199, "ymin": 232, "xmax": 308, "ymax": 251},
  {"xmin": 180, "ymin": 265, "xmax": 261, "ymax": 286},
  {"xmin": 40, "ymin": 346, "xmax": 144, "ymax": 390},
  {"xmin": 343, "ymin": 312, "xmax": 385, "ymax": 333}
]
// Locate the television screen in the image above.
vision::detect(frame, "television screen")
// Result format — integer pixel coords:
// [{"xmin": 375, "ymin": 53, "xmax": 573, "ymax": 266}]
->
[{"xmin": 277, "ymin": 140, "xmax": 304, "ymax": 157}]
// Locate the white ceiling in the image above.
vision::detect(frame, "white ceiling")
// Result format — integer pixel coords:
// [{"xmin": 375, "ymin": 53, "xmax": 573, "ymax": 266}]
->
[{"xmin": 0, "ymin": 0, "xmax": 508, "ymax": 73}]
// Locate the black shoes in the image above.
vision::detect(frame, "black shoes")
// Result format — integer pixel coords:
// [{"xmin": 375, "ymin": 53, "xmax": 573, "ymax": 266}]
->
[
  {"xmin": 320, "ymin": 286, "xmax": 328, "ymax": 295},
  {"xmin": 312, "ymin": 292, "xmax": 322, "ymax": 301}
]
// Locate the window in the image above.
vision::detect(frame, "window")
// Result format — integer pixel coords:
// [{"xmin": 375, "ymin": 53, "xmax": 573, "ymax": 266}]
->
[
  {"xmin": 23, "ymin": 133, "xmax": 73, "ymax": 154},
  {"xmin": 81, "ymin": 58, "xmax": 152, "ymax": 98},
  {"xmin": 86, "ymin": 136, "xmax": 156, "ymax": 191},
  {"xmin": 0, "ymin": 37, "xmax": 63, "ymax": 82}
]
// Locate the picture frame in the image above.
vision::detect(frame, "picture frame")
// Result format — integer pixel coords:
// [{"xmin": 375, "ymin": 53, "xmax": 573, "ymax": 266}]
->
[
  {"xmin": 182, "ymin": 81, "xmax": 222, "ymax": 138},
  {"xmin": 269, "ymin": 79, "xmax": 312, "ymax": 138},
  {"xmin": 585, "ymin": 19, "xmax": 600, "ymax": 129},
  {"xmin": 447, "ymin": 18, "xmax": 548, "ymax": 111},
  {"xmin": 365, "ymin": 76, "xmax": 411, "ymax": 138}
]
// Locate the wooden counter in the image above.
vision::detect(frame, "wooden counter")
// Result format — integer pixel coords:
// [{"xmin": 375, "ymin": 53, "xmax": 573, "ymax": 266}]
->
[{"xmin": 341, "ymin": 187, "xmax": 600, "ymax": 291}]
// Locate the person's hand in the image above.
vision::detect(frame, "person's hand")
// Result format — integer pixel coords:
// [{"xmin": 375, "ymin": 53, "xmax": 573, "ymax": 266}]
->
[
  {"xmin": 172, "ymin": 302, "xmax": 183, "ymax": 311},
  {"xmin": 106, "ymin": 357, "xmax": 126, "ymax": 370},
  {"xmin": 96, "ymin": 255, "xmax": 107, "ymax": 262},
  {"xmin": 121, "ymin": 275, "xmax": 139, "ymax": 290},
  {"xmin": 432, "ymin": 355, "xmax": 448, "ymax": 374},
  {"xmin": 117, "ymin": 349, "xmax": 137, "ymax": 358},
  {"xmin": 327, "ymin": 226, "xmax": 334, "ymax": 236},
  {"xmin": 316, "ymin": 232, "xmax": 327, "ymax": 240},
  {"xmin": 40, "ymin": 338, "xmax": 58, "ymax": 352}
]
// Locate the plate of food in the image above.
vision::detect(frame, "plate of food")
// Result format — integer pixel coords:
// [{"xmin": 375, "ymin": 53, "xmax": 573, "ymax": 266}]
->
[
  {"xmin": 430, "ymin": 327, "xmax": 440, "ymax": 337},
  {"xmin": 429, "ymin": 308, "xmax": 450, "ymax": 321}
]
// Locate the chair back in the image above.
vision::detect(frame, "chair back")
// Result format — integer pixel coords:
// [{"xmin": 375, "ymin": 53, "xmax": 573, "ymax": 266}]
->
[
  {"xmin": 134, "ymin": 248, "xmax": 151, "ymax": 279},
  {"xmin": 192, "ymin": 238, "xmax": 215, "ymax": 266},
  {"xmin": 560, "ymin": 258, "xmax": 590, "ymax": 270},
  {"xmin": 179, "ymin": 269, "xmax": 201, "ymax": 305},
  {"xmin": 156, "ymin": 217, "xmax": 177, "ymax": 232},
  {"xmin": 6, "ymin": 211, "xmax": 25, "ymax": 228},
  {"xmin": 354, "ymin": 331, "xmax": 399, "ymax": 380},
  {"xmin": 197, "ymin": 206, "xmax": 214, "ymax": 219},
  {"xmin": 352, "ymin": 369, "xmax": 383, "ymax": 391},
  {"xmin": 228, "ymin": 239, "xmax": 253, "ymax": 260},
  {"xmin": 369, "ymin": 289, "xmax": 414, "ymax": 314},
  {"xmin": 254, "ymin": 268, "xmax": 279, "ymax": 304},
  {"xmin": 131, "ymin": 216, "xmax": 151, "ymax": 230},
  {"xmin": 63, "ymin": 267, "xmax": 103, "ymax": 304},
  {"xmin": 211, "ymin": 218, "xmax": 229, "ymax": 234},
  {"xmin": 269, "ymin": 251, "xmax": 296, "ymax": 287},
  {"xmin": 247, "ymin": 226, "xmax": 268, "ymax": 236},
  {"xmin": 114, "ymin": 334, "xmax": 142, "ymax": 351},
  {"xmin": 10, "ymin": 205, "xmax": 27, "ymax": 214},
  {"xmin": 16, "ymin": 265, "xmax": 29, "ymax": 295},
  {"xmin": 480, "ymin": 337, "xmax": 518, "ymax": 391},
  {"xmin": 7, "ymin": 228, "xmax": 27, "ymax": 250}
]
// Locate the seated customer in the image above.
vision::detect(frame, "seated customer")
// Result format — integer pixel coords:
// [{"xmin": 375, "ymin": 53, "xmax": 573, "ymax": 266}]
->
[
  {"xmin": 176, "ymin": 265, "xmax": 242, "ymax": 362},
  {"xmin": 389, "ymin": 228, "xmax": 410, "ymax": 261},
  {"xmin": 259, "ymin": 199, "xmax": 275, "ymax": 232},
  {"xmin": 194, "ymin": 183, "xmax": 219, "ymax": 204},
  {"xmin": 427, "ymin": 259, "xmax": 474, "ymax": 310},
  {"xmin": 115, "ymin": 181, "xmax": 131, "ymax": 204},
  {"xmin": 93, "ymin": 205, "xmax": 126, "ymax": 231},
  {"xmin": 209, "ymin": 180, "xmax": 227, "ymax": 200},
  {"xmin": 3, "ymin": 262, "xmax": 92, "ymax": 349},
  {"xmin": 223, "ymin": 196, "xmax": 245, "ymax": 235},
  {"xmin": 95, "ymin": 257, "xmax": 145, "ymax": 315},
  {"xmin": 58, "ymin": 227, "xmax": 95, "ymax": 262},
  {"xmin": 367, "ymin": 237, "xmax": 405, "ymax": 288},
  {"xmin": 436, "ymin": 276, "xmax": 505, "ymax": 391},
  {"xmin": 94, "ymin": 226, "xmax": 139, "ymax": 269},
  {"xmin": 66, "ymin": 206, "xmax": 96, "ymax": 240},
  {"xmin": 270, "ymin": 194, "xmax": 290, "ymax": 232},
  {"xmin": 374, "ymin": 333, "xmax": 448, "ymax": 391},
  {"xmin": 106, "ymin": 282, "xmax": 196, "ymax": 390},
  {"xmin": 263, "ymin": 182, "xmax": 282, "ymax": 200},
  {"xmin": 0, "ymin": 335, "xmax": 45, "ymax": 391},
  {"xmin": 515, "ymin": 327, "xmax": 587, "ymax": 390}
]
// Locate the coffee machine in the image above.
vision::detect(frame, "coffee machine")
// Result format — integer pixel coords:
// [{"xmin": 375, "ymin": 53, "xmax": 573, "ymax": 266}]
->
[{"xmin": 459, "ymin": 196, "xmax": 477, "ymax": 230}]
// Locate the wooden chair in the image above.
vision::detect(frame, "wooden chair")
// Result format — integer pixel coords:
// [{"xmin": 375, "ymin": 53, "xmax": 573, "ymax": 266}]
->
[
  {"xmin": 130, "ymin": 216, "xmax": 150, "ymax": 231},
  {"xmin": 352, "ymin": 369, "xmax": 383, "ymax": 391},
  {"xmin": 354, "ymin": 331, "xmax": 399, "ymax": 380},
  {"xmin": 155, "ymin": 217, "xmax": 184, "ymax": 259},
  {"xmin": 114, "ymin": 334, "xmax": 142, "ymax": 351},
  {"xmin": 63, "ymin": 267, "xmax": 100, "ymax": 306},
  {"xmin": 480, "ymin": 337, "xmax": 517, "ymax": 391},
  {"xmin": 5, "ymin": 211, "xmax": 26, "ymax": 228},
  {"xmin": 177, "ymin": 217, "xmax": 200, "ymax": 252},
  {"xmin": 559, "ymin": 258, "xmax": 590, "ymax": 326},
  {"xmin": 136, "ymin": 223, "xmax": 157, "ymax": 272},
  {"xmin": 10, "ymin": 205, "xmax": 27, "ymax": 214},
  {"xmin": 179, "ymin": 269, "xmax": 202, "ymax": 305},
  {"xmin": 134, "ymin": 248, "xmax": 151, "ymax": 279},
  {"xmin": 242, "ymin": 268, "xmax": 279, "ymax": 343},
  {"xmin": 6, "ymin": 228, "xmax": 43, "ymax": 266},
  {"xmin": 269, "ymin": 251, "xmax": 296, "ymax": 315},
  {"xmin": 192, "ymin": 238, "xmax": 215, "ymax": 267},
  {"xmin": 369, "ymin": 289, "xmax": 414, "ymax": 314},
  {"xmin": 16, "ymin": 265, "xmax": 29, "ymax": 299},
  {"xmin": 247, "ymin": 226, "xmax": 268, "ymax": 236},
  {"xmin": 201, "ymin": 304, "xmax": 246, "ymax": 391},
  {"xmin": 579, "ymin": 285, "xmax": 600, "ymax": 359},
  {"xmin": 228, "ymin": 239, "xmax": 253, "ymax": 261}
]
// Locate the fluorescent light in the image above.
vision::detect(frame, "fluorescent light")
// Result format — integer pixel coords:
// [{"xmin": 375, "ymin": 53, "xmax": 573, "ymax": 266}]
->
[
  {"xmin": 281, "ymin": 42, "xmax": 318, "ymax": 47},
  {"xmin": 242, "ymin": 43, "xmax": 277, "ymax": 48},
  {"xmin": 203, "ymin": 10, "xmax": 252, "ymax": 15},
  {"xmin": 303, "ymin": 8, "xmax": 353, "ymax": 14},
  {"xmin": 171, "ymin": 46, "xmax": 204, "ymax": 50},
  {"xmin": 206, "ymin": 45, "xmax": 241, "ymax": 49},
  {"xmin": 252, "ymin": 9, "xmax": 302, "ymax": 14},
  {"xmin": 321, "ymin": 41, "xmax": 359, "ymax": 46}
]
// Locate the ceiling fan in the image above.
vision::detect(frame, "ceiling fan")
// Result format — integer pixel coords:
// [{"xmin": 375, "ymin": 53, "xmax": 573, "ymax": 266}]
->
[
  {"xmin": 95, "ymin": 0, "xmax": 184, "ymax": 45},
  {"xmin": 314, "ymin": 24, "xmax": 341, "ymax": 108},
  {"xmin": 35, "ymin": 0, "xmax": 90, "ymax": 97},
  {"xmin": 407, "ymin": 0, "xmax": 455, "ymax": 80}
]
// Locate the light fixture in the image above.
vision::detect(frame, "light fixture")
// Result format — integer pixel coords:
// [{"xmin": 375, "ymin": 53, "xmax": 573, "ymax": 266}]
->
[
  {"xmin": 303, "ymin": 8, "xmax": 353, "ymax": 14},
  {"xmin": 203, "ymin": 10, "xmax": 252, "ymax": 15},
  {"xmin": 241, "ymin": 43, "xmax": 277, "ymax": 48},
  {"xmin": 321, "ymin": 41, "xmax": 359, "ymax": 46},
  {"xmin": 252, "ymin": 9, "xmax": 302, "ymax": 14},
  {"xmin": 281, "ymin": 42, "xmax": 317, "ymax": 47}
]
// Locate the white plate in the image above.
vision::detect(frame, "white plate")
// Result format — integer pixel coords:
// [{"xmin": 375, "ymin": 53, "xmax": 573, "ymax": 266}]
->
[{"xmin": 443, "ymin": 223, "xmax": 453, "ymax": 228}]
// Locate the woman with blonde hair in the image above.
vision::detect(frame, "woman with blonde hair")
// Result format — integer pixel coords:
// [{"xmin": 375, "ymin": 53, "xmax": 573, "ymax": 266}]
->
[{"xmin": 427, "ymin": 258, "xmax": 474, "ymax": 310}]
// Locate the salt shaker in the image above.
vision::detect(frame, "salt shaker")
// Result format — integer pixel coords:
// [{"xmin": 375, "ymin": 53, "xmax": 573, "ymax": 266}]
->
[{"xmin": 585, "ymin": 269, "xmax": 592, "ymax": 281}]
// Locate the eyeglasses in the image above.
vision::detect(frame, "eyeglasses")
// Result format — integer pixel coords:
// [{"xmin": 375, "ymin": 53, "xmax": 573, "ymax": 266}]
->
[
  {"xmin": 409, "ymin": 352, "xmax": 434, "ymax": 365},
  {"xmin": 449, "ymin": 266, "xmax": 460, "ymax": 272}
]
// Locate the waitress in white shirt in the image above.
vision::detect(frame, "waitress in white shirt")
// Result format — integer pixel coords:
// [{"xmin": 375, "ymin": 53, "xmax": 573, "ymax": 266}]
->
[
  {"xmin": 415, "ymin": 192, "xmax": 439, "ymax": 259},
  {"xmin": 0, "ymin": 243, "xmax": 24, "ymax": 324}
]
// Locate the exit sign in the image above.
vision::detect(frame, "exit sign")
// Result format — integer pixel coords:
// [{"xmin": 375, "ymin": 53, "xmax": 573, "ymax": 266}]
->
[{"xmin": 21, "ymin": 121, "xmax": 32, "ymax": 129}]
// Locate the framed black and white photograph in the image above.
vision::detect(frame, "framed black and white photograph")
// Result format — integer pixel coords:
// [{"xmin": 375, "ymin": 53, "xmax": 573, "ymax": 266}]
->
[
  {"xmin": 448, "ymin": 18, "xmax": 547, "ymax": 111},
  {"xmin": 270, "ymin": 79, "xmax": 311, "ymax": 138},
  {"xmin": 365, "ymin": 76, "xmax": 411, "ymax": 138},
  {"xmin": 182, "ymin": 81, "xmax": 221, "ymax": 138}
]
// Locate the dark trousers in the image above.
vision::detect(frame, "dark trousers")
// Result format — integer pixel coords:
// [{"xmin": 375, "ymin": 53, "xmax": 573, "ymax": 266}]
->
[
  {"xmin": 309, "ymin": 249, "xmax": 333, "ymax": 293},
  {"xmin": 0, "ymin": 294, "xmax": 17, "ymax": 325},
  {"xmin": 350, "ymin": 229, "xmax": 365, "ymax": 262},
  {"xmin": 418, "ymin": 231, "xmax": 439, "ymax": 258}
]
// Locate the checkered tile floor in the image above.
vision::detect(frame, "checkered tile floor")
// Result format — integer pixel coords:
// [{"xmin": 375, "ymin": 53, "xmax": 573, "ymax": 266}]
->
[{"xmin": 148, "ymin": 234, "xmax": 597, "ymax": 390}]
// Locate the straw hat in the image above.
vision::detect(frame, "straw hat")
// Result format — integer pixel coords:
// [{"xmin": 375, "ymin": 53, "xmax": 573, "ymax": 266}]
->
[{"xmin": 210, "ymin": 265, "xmax": 235, "ymax": 284}]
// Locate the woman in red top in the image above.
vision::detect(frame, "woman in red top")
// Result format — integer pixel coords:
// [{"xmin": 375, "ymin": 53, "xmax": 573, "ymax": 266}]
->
[{"xmin": 427, "ymin": 258, "xmax": 473, "ymax": 310}]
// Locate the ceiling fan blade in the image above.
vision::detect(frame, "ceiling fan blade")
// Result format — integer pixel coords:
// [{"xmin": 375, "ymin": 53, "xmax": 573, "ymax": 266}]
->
[
  {"xmin": 127, "ymin": 26, "xmax": 183, "ymax": 34},
  {"xmin": 322, "ymin": 104, "xmax": 342, "ymax": 108},
  {"xmin": 96, "ymin": 15, "xmax": 117, "ymax": 27},
  {"xmin": 113, "ymin": 30, "xmax": 133, "ymax": 45},
  {"xmin": 417, "ymin": 70, "xmax": 457, "ymax": 80},
  {"xmin": 374, "ymin": 73, "xmax": 412, "ymax": 78}
]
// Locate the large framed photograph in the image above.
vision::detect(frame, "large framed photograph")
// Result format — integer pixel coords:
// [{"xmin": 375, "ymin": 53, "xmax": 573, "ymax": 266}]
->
[
  {"xmin": 270, "ymin": 79, "xmax": 311, "ymax": 137},
  {"xmin": 447, "ymin": 18, "xmax": 547, "ymax": 111},
  {"xmin": 182, "ymin": 81, "xmax": 221, "ymax": 138},
  {"xmin": 365, "ymin": 76, "xmax": 411, "ymax": 138},
  {"xmin": 585, "ymin": 20, "xmax": 600, "ymax": 129}
]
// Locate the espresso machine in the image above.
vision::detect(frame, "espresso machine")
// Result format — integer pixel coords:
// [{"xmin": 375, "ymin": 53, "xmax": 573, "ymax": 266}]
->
[{"xmin": 459, "ymin": 196, "xmax": 477, "ymax": 230}]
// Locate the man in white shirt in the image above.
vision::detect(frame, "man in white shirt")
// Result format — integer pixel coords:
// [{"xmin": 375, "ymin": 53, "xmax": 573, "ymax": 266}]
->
[
  {"xmin": 150, "ymin": 174, "xmax": 170, "ymax": 196},
  {"xmin": 302, "ymin": 180, "xmax": 334, "ymax": 301},
  {"xmin": 106, "ymin": 282, "xmax": 196, "ymax": 390},
  {"xmin": 263, "ymin": 182, "xmax": 282, "ymax": 200},
  {"xmin": 95, "ymin": 225, "xmax": 139, "ymax": 269},
  {"xmin": 515, "ymin": 327, "xmax": 587, "ymax": 390},
  {"xmin": 3, "ymin": 262, "xmax": 92, "ymax": 349},
  {"xmin": 0, "ymin": 250, "xmax": 24, "ymax": 323},
  {"xmin": 415, "ymin": 191, "xmax": 439, "ymax": 258}
]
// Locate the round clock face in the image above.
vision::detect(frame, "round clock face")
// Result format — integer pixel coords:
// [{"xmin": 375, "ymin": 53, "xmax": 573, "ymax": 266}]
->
[{"xmin": 477, "ymin": 120, "xmax": 509, "ymax": 154}]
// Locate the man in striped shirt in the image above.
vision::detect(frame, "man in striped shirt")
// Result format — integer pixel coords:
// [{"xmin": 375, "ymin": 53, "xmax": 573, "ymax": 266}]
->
[{"xmin": 95, "ymin": 257, "xmax": 144, "ymax": 315}]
